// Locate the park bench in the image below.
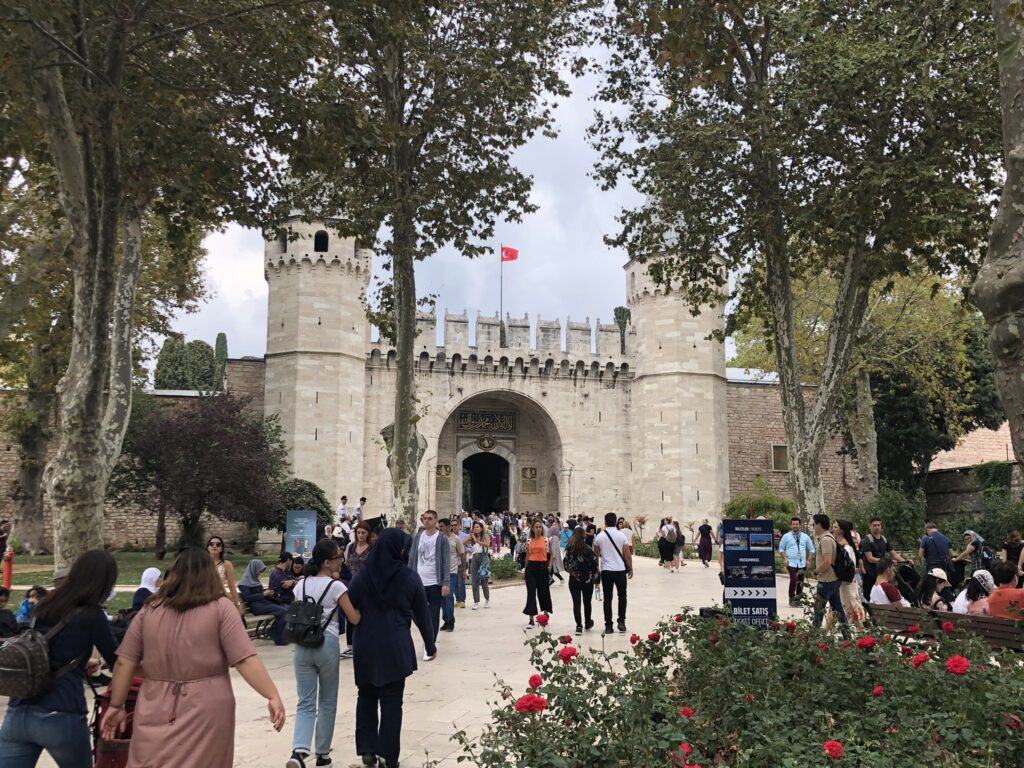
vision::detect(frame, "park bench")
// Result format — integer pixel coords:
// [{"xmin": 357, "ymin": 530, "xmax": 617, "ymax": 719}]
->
[
  {"xmin": 867, "ymin": 603, "xmax": 1024, "ymax": 651},
  {"xmin": 864, "ymin": 604, "xmax": 937, "ymax": 640},
  {"xmin": 244, "ymin": 607, "xmax": 279, "ymax": 640}
]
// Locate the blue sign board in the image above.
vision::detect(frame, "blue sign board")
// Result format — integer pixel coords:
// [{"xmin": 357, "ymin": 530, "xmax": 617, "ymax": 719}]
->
[
  {"xmin": 722, "ymin": 519, "xmax": 778, "ymax": 627},
  {"xmin": 286, "ymin": 509, "xmax": 318, "ymax": 559}
]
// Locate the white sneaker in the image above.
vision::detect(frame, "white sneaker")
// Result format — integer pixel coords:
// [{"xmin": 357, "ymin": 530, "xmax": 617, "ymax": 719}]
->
[
  {"xmin": 472, "ymin": 602, "xmax": 479, "ymax": 610},
  {"xmin": 422, "ymin": 649, "xmax": 432, "ymax": 661},
  {"xmin": 484, "ymin": 600, "xmax": 490, "ymax": 608}
]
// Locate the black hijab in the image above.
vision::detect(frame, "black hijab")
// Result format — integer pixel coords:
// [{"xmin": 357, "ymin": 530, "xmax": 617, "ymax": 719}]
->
[{"xmin": 351, "ymin": 528, "xmax": 412, "ymax": 606}]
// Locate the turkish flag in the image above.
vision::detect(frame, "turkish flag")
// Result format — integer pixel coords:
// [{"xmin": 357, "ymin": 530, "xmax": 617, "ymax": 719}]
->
[{"xmin": 500, "ymin": 246, "xmax": 519, "ymax": 262}]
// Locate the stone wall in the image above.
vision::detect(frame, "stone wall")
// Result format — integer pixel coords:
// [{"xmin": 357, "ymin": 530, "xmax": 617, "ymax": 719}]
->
[
  {"xmin": 924, "ymin": 464, "xmax": 1024, "ymax": 519},
  {"xmin": 726, "ymin": 381, "xmax": 857, "ymax": 514}
]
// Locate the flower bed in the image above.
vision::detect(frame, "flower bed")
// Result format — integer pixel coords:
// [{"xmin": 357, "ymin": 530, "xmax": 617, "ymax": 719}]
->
[{"xmin": 458, "ymin": 611, "xmax": 1024, "ymax": 767}]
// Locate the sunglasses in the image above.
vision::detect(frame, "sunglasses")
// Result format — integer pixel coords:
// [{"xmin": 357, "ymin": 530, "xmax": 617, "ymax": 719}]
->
[{"xmin": 207, "ymin": 542, "xmax": 223, "ymax": 548}]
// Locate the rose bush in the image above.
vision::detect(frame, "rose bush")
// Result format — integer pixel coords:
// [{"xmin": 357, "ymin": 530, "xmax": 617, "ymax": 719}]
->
[{"xmin": 457, "ymin": 611, "xmax": 1024, "ymax": 767}]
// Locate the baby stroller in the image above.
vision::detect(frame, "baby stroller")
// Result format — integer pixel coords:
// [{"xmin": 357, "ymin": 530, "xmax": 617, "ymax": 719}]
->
[
  {"xmin": 894, "ymin": 564, "xmax": 922, "ymax": 606},
  {"xmin": 91, "ymin": 676, "xmax": 143, "ymax": 767}
]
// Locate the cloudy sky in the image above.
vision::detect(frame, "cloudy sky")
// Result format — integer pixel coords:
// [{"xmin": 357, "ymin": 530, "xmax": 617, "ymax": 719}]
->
[{"xmin": 171, "ymin": 67, "xmax": 646, "ymax": 359}]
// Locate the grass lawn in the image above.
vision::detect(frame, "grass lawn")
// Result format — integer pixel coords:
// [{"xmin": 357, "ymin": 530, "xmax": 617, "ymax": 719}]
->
[{"xmin": 7, "ymin": 550, "xmax": 253, "ymax": 592}]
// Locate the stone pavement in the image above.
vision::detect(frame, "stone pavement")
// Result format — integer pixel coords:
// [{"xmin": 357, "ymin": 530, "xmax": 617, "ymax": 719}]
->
[{"xmin": 26, "ymin": 555, "xmax": 805, "ymax": 768}]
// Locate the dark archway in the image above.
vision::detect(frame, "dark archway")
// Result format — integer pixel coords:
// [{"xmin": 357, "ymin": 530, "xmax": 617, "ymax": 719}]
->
[{"xmin": 462, "ymin": 452, "xmax": 509, "ymax": 514}]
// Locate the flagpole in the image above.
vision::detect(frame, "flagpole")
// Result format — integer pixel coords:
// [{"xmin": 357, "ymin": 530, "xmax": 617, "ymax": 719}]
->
[{"xmin": 499, "ymin": 242, "xmax": 504, "ymax": 336}]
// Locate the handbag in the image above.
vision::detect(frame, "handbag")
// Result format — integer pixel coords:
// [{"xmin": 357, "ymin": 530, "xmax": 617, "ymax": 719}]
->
[{"xmin": 478, "ymin": 553, "xmax": 491, "ymax": 583}]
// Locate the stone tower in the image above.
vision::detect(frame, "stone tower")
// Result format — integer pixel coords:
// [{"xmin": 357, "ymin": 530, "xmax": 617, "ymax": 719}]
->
[
  {"xmin": 626, "ymin": 260, "xmax": 729, "ymax": 525},
  {"xmin": 263, "ymin": 217, "xmax": 370, "ymax": 505}
]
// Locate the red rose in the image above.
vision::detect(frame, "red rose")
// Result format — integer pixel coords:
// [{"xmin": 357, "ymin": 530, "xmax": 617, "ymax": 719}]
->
[
  {"xmin": 840, "ymin": 641, "xmax": 851, "ymax": 649},
  {"xmin": 769, "ymin": 620, "xmax": 780, "ymax": 630},
  {"xmin": 907, "ymin": 624, "xmax": 921, "ymax": 633},
  {"xmin": 823, "ymin": 740, "xmax": 844, "ymax": 759},
  {"xmin": 942, "ymin": 621, "xmax": 954, "ymax": 633},
  {"xmin": 745, "ymin": 693, "xmax": 755, "ymax": 703},
  {"xmin": 785, "ymin": 620, "xmax": 796, "ymax": 633},
  {"xmin": 1005, "ymin": 714, "xmax": 1023, "ymax": 730},
  {"xmin": 514, "ymin": 693, "xmax": 548, "ymax": 713},
  {"xmin": 872, "ymin": 685, "xmax": 884, "ymax": 697},
  {"xmin": 815, "ymin": 655, "xmax": 823, "ymax": 664},
  {"xmin": 528, "ymin": 674, "xmax": 543, "ymax": 689},
  {"xmin": 882, "ymin": 633, "xmax": 892, "ymax": 642},
  {"xmin": 559, "ymin": 645, "xmax": 579, "ymax": 664},
  {"xmin": 674, "ymin": 614, "xmax": 684, "ymax": 622},
  {"xmin": 677, "ymin": 743, "xmax": 692, "ymax": 756},
  {"xmin": 563, "ymin": 718, "xmax": 573, "ymax": 726},
  {"xmin": 817, "ymin": 642, "xmax": 829, "ymax": 650},
  {"xmin": 945, "ymin": 655, "xmax": 970, "ymax": 676},
  {"xmin": 536, "ymin": 613, "xmax": 549, "ymax": 626},
  {"xmin": 900, "ymin": 645, "xmax": 912, "ymax": 657},
  {"xmin": 912, "ymin": 652, "xmax": 930, "ymax": 669},
  {"xmin": 887, "ymin": 725, "xmax": 898, "ymax": 734},
  {"xmin": 856, "ymin": 636, "xmax": 877, "ymax": 650},
  {"xmin": 560, "ymin": 634, "xmax": 573, "ymax": 644},
  {"xmin": 679, "ymin": 706, "xmax": 695, "ymax": 718},
  {"xmin": 630, "ymin": 633, "xmax": 640, "ymax": 645},
  {"xmin": 648, "ymin": 631, "xmax": 661, "ymax": 642}
]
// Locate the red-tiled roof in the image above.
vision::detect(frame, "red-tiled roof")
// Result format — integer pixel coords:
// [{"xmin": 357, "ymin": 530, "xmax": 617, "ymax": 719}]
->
[{"xmin": 930, "ymin": 423, "xmax": 1014, "ymax": 470}]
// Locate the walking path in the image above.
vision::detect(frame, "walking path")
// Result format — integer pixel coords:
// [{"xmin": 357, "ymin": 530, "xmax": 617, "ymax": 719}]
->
[{"xmin": 24, "ymin": 556, "xmax": 804, "ymax": 768}]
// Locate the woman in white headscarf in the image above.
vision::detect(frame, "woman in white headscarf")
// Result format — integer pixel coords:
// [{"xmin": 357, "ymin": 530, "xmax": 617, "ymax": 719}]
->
[
  {"xmin": 952, "ymin": 569, "xmax": 996, "ymax": 615},
  {"xmin": 132, "ymin": 567, "xmax": 162, "ymax": 611}
]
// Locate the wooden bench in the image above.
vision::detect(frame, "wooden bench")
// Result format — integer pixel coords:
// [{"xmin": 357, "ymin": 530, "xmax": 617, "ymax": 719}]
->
[
  {"xmin": 864, "ymin": 604, "xmax": 937, "ymax": 640},
  {"xmin": 867, "ymin": 603, "xmax": 1024, "ymax": 651},
  {"xmin": 244, "ymin": 608, "xmax": 280, "ymax": 640},
  {"xmin": 938, "ymin": 612, "xmax": 1024, "ymax": 652}
]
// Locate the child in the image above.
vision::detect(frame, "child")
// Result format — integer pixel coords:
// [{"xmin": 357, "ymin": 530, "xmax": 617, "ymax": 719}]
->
[
  {"xmin": 0, "ymin": 586, "xmax": 16, "ymax": 637},
  {"xmin": 14, "ymin": 584, "xmax": 47, "ymax": 625}
]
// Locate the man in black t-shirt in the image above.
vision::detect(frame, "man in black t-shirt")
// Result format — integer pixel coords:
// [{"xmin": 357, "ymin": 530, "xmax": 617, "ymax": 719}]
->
[{"xmin": 859, "ymin": 518, "xmax": 906, "ymax": 601}]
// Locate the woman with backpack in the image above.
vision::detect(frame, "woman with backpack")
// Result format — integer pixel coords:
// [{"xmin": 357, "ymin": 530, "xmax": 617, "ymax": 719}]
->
[
  {"xmin": 287, "ymin": 538, "xmax": 361, "ymax": 768},
  {"xmin": 348, "ymin": 528, "xmax": 437, "ymax": 768},
  {"xmin": 0, "ymin": 550, "xmax": 118, "ymax": 767},
  {"xmin": 829, "ymin": 520, "xmax": 864, "ymax": 630},
  {"xmin": 101, "ymin": 547, "xmax": 285, "ymax": 768}
]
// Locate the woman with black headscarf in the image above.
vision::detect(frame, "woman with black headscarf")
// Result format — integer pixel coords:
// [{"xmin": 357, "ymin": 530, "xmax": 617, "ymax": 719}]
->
[{"xmin": 348, "ymin": 528, "xmax": 437, "ymax": 768}]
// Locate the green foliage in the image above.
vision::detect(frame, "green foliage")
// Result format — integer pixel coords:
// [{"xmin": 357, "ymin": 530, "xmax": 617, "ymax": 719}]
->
[
  {"xmin": 489, "ymin": 556, "xmax": 519, "ymax": 580},
  {"xmin": 154, "ymin": 336, "xmax": 186, "ymax": 390},
  {"xmin": 613, "ymin": 306, "xmax": 630, "ymax": 354},
  {"xmin": 632, "ymin": 540, "xmax": 660, "ymax": 559},
  {"xmin": 843, "ymin": 485, "xmax": 928, "ymax": 551},
  {"xmin": 214, "ymin": 332, "xmax": 228, "ymax": 391},
  {"xmin": 463, "ymin": 613, "xmax": 1024, "ymax": 767},
  {"xmin": 274, "ymin": 478, "xmax": 334, "ymax": 534},
  {"xmin": 974, "ymin": 461, "xmax": 1013, "ymax": 492},
  {"xmin": 721, "ymin": 478, "xmax": 794, "ymax": 532},
  {"xmin": 154, "ymin": 337, "xmax": 219, "ymax": 391},
  {"xmin": 945, "ymin": 491, "xmax": 1024, "ymax": 546}
]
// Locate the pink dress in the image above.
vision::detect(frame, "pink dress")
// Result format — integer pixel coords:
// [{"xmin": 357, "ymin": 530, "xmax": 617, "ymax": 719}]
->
[{"xmin": 117, "ymin": 597, "xmax": 257, "ymax": 768}]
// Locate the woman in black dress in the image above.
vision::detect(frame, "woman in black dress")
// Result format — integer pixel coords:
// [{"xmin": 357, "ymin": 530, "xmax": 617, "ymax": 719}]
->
[
  {"xmin": 348, "ymin": 528, "xmax": 436, "ymax": 768},
  {"xmin": 697, "ymin": 519, "xmax": 716, "ymax": 567}
]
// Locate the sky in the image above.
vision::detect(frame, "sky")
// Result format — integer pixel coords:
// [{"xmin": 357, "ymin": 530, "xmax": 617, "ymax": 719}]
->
[{"xmin": 171, "ymin": 68, "xmax": 646, "ymax": 359}]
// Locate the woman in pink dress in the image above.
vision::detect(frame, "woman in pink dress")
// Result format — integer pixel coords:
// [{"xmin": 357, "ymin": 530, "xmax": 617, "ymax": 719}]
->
[{"xmin": 101, "ymin": 547, "xmax": 286, "ymax": 767}]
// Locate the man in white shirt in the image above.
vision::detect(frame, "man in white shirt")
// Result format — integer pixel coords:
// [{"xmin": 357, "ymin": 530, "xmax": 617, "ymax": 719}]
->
[
  {"xmin": 594, "ymin": 512, "xmax": 633, "ymax": 634},
  {"xmin": 460, "ymin": 511, "xmax": 473, "ymax": 534},
  {"xmin": 335, "ymin": 495, "xmax": 349, "ymax": 523},
  {"xmin": 408, "ymin": 509, "xmax": 450, "ymax": 643}
]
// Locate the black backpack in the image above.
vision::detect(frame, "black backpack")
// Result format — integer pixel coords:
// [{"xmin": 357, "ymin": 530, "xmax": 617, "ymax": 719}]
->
[
  {"xmin": 830, "ymin": 535, "xmax": 856, "ymax": 583},
  {"xmin": 284, "ymin": 580, "xmax": 339, "ymax": 648},
  {"xmin": 0, "ymin": 610, "xmax": 82, "ymax": 698}
]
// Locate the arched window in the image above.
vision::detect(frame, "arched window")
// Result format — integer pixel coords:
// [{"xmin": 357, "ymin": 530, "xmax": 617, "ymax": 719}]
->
[
  {"xmin": 277, "ymin": 232, "xmax": 288, "ymax": 254},
  {"xmin": 314, "ymin": 230, "xmax": 329, "ymax": 252}
]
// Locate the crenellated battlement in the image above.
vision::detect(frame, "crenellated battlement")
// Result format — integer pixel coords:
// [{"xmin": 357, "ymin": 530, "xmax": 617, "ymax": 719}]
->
[
  {"xmin": 264, "ymin": 252, "xmax": 370, "ymax": 280},
  {"xmin": 382, "ymin": 309, "xmax": 631, "ymax": 362}
]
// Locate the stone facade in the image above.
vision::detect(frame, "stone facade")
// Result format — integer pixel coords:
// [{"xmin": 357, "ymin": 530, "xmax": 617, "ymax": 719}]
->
[{"xmin": 258, "ymin": 219, "xmax": 849, "ymax": 529}]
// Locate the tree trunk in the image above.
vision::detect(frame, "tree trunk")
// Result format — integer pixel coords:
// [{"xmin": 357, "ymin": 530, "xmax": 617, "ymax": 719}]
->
[
  {"xmin": 9, "ymin": 395, "xmax": 51, "ymax": 556},
  {"xmin": 384, "ymin": 214, "xmax": 427, "ymax": 526},
  {"xmin": 970, "ymin": 0, "xmax": 1024, "ymax": 469},
  {"xmin": 849, "ymin": 367, "xmax": 880, "ymax": 498},
  {"xmin": 155, "ymin": 505, "xmax": 167, "ymax": 557}
]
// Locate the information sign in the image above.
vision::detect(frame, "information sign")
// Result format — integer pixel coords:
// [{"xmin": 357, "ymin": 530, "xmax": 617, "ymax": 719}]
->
[
  {"xmin": 721, "ymin": 519, "xmax": 778, "ymax": 627},
  {"xmin": 286, "ymin": 509, "xmax": 318, "ymax": 559}
]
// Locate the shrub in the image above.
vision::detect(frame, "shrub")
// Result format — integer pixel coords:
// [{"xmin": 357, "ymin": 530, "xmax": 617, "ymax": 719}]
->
[
  {"xmin": 489, "ymin": 556, "xmax": 519, "ymax": 580},
  {"xmin": 945, "ymin": 490, "xmax": 1024, "ymax": 547},
  {"xmin": 721, "ymin": 477, "xmax": 794, "ymax": 534},
  {"xmin": 843, "ymin": 483, "xmax": 927, "ymax": 550},
  {"xmin": 459, "ymin": 612, "xmax": 1024, "ymax": 767},
  {"xmin": 632, "ymin": 540, "xmax": 660, "ymax": 559}
]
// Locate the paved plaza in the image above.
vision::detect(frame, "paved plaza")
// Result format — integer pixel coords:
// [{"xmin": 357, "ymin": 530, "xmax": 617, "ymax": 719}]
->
[{"xmin": 25, "ymin": 556, "xmax": 803, "ymax": 768}]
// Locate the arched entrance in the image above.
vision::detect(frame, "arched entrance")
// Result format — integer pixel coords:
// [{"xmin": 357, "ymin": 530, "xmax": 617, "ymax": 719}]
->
[
  {"xmin": 462, "ymin": 452, "xmax": 510, "ymax": 514},
  {"xmin": 434, "ymin": 391, "xmax": 562, "ymax": 517}
]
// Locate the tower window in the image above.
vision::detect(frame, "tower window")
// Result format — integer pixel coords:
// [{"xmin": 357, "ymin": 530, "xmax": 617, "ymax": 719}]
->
[
  {"xmin": 314, "ymin": 230, "xmax": 329, "ymax": 252},
  {"xmin": 277, "ymin": 232, "xmax": 287, "ymax": 254}
]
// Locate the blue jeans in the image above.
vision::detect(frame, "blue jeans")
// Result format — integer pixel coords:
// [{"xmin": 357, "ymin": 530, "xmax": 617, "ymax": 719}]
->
[
  {"xmin": 442, "ymin": 573, "xmax": 457, "ymax": 625},
  {"xmin": 292, "ymin": 633, "xmax": 341, "ymax": 757},
  {"xmin": 0, "ymin": 706, "xmax": 92, "ymax": 768},
  {"xmin": 454, "ymin": 570, "xmax": 466, "ymax": 603},
  {"xmin": 812, "ymin": 579, "xmax": 850, "ymax": 637}
]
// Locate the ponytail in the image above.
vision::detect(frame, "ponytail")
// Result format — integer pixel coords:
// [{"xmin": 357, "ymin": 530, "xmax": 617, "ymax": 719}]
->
[{"xmin": 305, "ymin": 539, "xmax": 340, "ymax": 577}]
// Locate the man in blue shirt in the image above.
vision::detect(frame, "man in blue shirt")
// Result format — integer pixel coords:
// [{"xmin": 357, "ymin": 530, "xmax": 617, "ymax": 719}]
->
[
  {"xmin": 778, "ymin": 517, "xmax": 815, "ymax": 607},
  {"xmin": 918, "ymin": 522, "xmax": 954, "ymax": 571}
]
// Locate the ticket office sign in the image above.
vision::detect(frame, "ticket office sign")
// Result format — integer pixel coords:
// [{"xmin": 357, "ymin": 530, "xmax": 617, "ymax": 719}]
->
[{"xmin": 721, "ymin": 519, "xmax": 778, "ymax": 627}]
